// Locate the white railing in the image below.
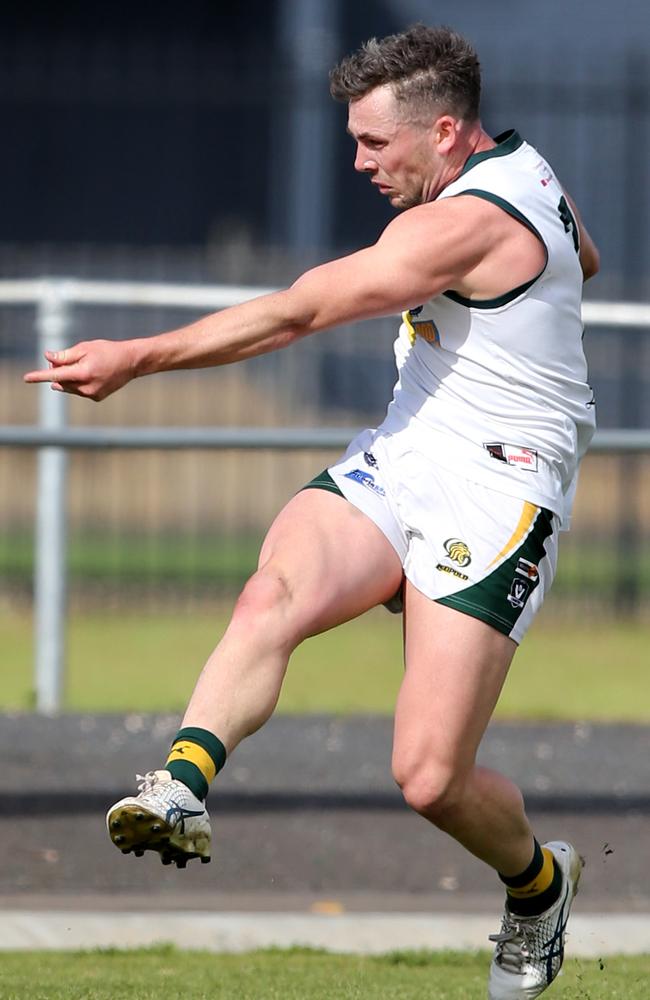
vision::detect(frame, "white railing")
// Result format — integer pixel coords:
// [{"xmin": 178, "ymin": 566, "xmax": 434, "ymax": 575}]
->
[{"xmin": 1, "ymin": 277, "xmax": 649, "ymax": 713}]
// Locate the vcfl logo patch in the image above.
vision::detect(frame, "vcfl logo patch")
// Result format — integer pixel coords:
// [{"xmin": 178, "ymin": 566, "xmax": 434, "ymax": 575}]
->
[{"xmin": 507, "ymin": 558, "xmax": 539, "ymax": 609}]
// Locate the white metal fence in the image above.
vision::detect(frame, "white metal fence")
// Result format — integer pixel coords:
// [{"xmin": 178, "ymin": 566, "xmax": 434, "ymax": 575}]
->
[{"xmin": 2, "ymin": 278, "xmax": 650, "ymax": 713}]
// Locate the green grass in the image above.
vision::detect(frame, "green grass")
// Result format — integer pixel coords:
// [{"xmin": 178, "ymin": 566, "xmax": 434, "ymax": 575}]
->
[
  {"xmin": 2, "ymin": 607, "xmax": 649, "ymax": 720},
  {"xmin": 0, "ymin": 533, "xmax": 263, "ymax": 590},
  {"xmin": 3, "ymin": 532, "xmax": 650, "ymax": 596},
  {"xmin": 0, "ymin": 947, "xmax": 648, "ymax": 1000}
]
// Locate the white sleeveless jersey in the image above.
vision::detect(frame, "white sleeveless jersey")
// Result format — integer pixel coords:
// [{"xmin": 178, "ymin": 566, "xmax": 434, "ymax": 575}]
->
[{"xmin": 380, "ymin": 130, "xmax": 596, "ymax": 528}]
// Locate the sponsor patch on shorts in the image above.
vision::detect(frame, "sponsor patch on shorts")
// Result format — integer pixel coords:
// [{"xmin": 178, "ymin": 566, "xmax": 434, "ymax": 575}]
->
[
  {"xmin": 484, "ymin": 442, "xmax": 539, "ymax": 472},
  {"xmin": 436, "ymin": 562, "xmax": 469, "ymax": 582},
  {"xmin": 344, "ymin": 469, "xmax": 386, "ymax": 497},
  {"xmin": 514, "ymin": 557, "xmax": 539, "ymax": 582}
]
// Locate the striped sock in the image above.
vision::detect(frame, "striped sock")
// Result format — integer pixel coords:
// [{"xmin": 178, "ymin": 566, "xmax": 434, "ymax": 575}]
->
[
  {"xmin": 165, "ymin": 726, "xmax": 227, "ymax": 801},
  {"xmin": 499, "ymin": 840, "xmax": 562, "ymax": 917}
]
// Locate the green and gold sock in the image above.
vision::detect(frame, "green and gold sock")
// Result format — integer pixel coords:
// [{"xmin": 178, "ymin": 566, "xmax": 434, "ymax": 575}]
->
[
  {"xmin": 499, "ymin": 840, "xmax": 562, "ymax": 917},
  {"xmin": 165, "ymin": 726, "xmax": 227, "ymax": 801}
]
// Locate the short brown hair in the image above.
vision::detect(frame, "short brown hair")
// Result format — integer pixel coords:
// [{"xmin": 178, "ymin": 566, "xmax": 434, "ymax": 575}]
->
[{"xmin": 329, "ymin": 24, "xmax": 481, "ymax": 123}]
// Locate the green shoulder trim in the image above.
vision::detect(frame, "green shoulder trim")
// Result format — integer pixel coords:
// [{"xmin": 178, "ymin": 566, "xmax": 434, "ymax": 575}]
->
[
  {"xmin": 458, "ymin": 129, "xmax": 523, "ymax": 178},
  {"xmin": 443, "ymin": 189, "xmax": 548, "ymax": 310}
]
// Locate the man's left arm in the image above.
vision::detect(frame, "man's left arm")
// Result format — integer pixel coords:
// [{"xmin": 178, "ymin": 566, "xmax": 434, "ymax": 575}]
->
[{"xmin": 564, "ymin": 191, "xmax": 600, "ymax": 281}]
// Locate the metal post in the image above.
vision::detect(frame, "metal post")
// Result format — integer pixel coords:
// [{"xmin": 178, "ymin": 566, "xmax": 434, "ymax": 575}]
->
[
  {"xmin": 34, "ymin": 282, "xmax": 70, "ymax": 714},
  {"xmin": 271, "ymin": 0, "xmax": 339, "ymax": 257},
  {"xmin": 615, "ymin": 52, "xmax": 648, "ymax": 616}
]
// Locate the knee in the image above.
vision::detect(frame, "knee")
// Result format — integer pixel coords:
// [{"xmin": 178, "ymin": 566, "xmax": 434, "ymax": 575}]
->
[
  {"xmin": 230, "ymin": 565, "xmax": 297, "ymax": 645},
  {"xmin": 392, "ymin": 752, "xmax": 466, "ymax": 822}
]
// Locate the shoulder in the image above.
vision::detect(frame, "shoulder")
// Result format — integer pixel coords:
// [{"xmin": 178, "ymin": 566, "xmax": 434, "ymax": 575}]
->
[{"xmin": 378, "ymin": 195, "xmax": 514, "ymax": 251}]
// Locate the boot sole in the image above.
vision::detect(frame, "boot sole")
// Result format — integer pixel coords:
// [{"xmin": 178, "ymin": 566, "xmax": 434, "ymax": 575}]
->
[{"xmin": 107, "ymin": 803, "xmax": 211, "ymax": 868}]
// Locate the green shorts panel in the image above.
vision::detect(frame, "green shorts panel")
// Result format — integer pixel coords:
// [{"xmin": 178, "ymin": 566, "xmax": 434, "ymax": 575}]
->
[
  {"xmin": 301, "ymin": 469, "xmax": 345, "ymax": 497},
  {"xmin": 436, "ymin": 507, "xmax": 554, "ymax": 638}
]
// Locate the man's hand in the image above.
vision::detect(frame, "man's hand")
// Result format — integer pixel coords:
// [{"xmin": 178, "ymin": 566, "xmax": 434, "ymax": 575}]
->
[{"xmin": 23, "ymin": 339, "xmax": 139, "ymax": 401}]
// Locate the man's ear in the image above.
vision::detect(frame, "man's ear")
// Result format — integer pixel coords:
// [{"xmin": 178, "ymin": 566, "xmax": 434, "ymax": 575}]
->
[{"xmin": 434, "ymin": 115, "xmax": 459, "ymax": 154}]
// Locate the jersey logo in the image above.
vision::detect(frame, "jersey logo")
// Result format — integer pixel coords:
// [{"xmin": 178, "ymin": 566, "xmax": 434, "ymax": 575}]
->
[
  {"xmin": 485, "ymin": 442, "xmax": 539, "ymax": 473},
  {"xmin": 402, "ymin": 309, "xmax": 440, "ymax": 347}
]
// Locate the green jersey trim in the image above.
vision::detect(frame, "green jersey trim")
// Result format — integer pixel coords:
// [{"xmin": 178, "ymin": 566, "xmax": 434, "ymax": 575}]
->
[
  {"xmin": 458, "ymin": 129, "xmax": 524, "ymax": 178},
  {"xmin": 443, "ymin": 189, "xmax": 548, "ymax": 310}
]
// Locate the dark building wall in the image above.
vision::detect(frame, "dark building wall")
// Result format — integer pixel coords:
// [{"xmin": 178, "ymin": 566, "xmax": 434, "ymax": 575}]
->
[
  {"xmin": 1, "ymin": 1, "xmax": 275, "ymax": 244},
  {"xmin": 2, "ymin": 0, "xmax": 649, "ymax": 297}
]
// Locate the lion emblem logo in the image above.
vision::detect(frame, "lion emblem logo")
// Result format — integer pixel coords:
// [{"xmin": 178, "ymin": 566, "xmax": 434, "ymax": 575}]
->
[{"xmin": 444, "ymin": 538, "xmax": 472, "ymax": 567}]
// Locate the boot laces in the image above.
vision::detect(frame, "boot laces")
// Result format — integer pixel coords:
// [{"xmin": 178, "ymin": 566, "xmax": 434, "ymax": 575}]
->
[
  {"xmin": 136, "ymin": 771, "xmax": 160, "ymax": 795},
  {"xmin": 489, "ymin": 913, "xmax": 538, "ymax": 972}
]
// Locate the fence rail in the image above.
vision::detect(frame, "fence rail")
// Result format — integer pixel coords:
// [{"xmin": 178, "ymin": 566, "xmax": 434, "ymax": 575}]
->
[
  {"xmin": 1, "ymin": 277, "xmax": 649, "ymax": 714},
  {"xmin": 3, "ymin": 426, "xmax": 650, "ymax": 451}
]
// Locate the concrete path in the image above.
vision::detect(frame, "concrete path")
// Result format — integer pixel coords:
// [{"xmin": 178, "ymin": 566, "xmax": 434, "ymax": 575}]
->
[{"xmin": 2, "ymin": 714, "xmax": 649, "ymax": 953}]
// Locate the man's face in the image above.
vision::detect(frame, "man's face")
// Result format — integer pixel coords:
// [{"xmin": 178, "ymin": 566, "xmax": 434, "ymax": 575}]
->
[{"xmin": 347, "ymin": 85, "xmax": 440, "ymax": 210}]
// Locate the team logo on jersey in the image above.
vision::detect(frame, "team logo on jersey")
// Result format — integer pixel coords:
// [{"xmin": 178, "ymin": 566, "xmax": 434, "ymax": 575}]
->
[
  {"xmin": 344, "ymin": 469, "xmax": 386, "ymax": 497},
  {"xmin": 402, "ymin": 307, "xmax": 440, "ymax": 347},
  {"xmin": 484, "ymin": 442, "xmax": 539, "ymax": 473},
  {"xmin": 412, "ymin": 320, "xmax": 440, "ymax": 345},
  {"xmin": 363, "ymin": 451, "xmax": 378, "ymax": 469},
  {"xmin": 444, "ymin": 538, "xmax": 472, "ymax": 567}
]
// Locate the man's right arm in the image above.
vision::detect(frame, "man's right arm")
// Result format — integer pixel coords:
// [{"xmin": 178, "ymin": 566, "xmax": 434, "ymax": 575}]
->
[{"xmin": 22, "ymin": 195, "xmax": 501, "ymax": 402}]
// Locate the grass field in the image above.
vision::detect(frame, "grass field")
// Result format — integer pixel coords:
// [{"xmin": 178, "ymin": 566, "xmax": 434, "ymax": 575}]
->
[
  {"xmin": 2, "ymin": 606, "xmax": 649, "ymax": 720},
  {"xmin": 1, "ymin": 947, "xmax": 648, "ymax": 999},
  {"xmin": 3, "ymin": 531, "xmax": 650, "ymax": 597}
]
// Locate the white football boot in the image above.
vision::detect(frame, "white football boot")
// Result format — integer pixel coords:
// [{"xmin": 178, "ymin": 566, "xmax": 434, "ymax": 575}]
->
[
  {"xmin": 488, "ymin": 841, "xmax": 583, "ymax": 999},
  {"xmin": 106, "ymin": 770, "xmax": 211, "ymax": 868}
]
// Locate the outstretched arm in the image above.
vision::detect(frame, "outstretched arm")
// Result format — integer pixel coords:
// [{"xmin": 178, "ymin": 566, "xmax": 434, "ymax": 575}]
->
[{"xmin": 22, "ymin": 197, "xmax": 501, "ymax": 401}]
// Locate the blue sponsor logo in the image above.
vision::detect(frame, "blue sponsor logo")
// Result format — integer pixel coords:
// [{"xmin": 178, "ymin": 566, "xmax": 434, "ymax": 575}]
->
[{"xmin": 344, "ymin": 469, "xmax": 386, "ymax": 497}]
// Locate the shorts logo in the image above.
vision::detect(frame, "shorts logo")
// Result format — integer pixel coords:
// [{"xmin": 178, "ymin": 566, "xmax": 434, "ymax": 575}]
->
[
  {"xmin": 436, "ymin": 562, "xmax": 469, "ymax": 582},
  {"xmin": 344, "ymin": 469, "xmax": 386, "ymax": 497},
  {"xmin": 485, "ymin": 443, "xmax": 539, "ymax": 473},
  {"xmin": 515, "ymin": 558, "xmax": 539, "ymax": 583},
  {"xmin": 507, "ymin": 577, "xmax": 531, "ymax": 609},
  {"xmin": 444, "ymin": 538, "xmax": 472, "ymax": 567},
  {"xmin": 507, "ymin": 558, "xmax": 540, "ymax": 609}
]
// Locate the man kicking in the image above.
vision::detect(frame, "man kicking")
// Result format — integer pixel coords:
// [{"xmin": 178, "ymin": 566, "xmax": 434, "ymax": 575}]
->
[{"xmin": 25, "ymin": 24, "xmax": 599, "ymax": 998}]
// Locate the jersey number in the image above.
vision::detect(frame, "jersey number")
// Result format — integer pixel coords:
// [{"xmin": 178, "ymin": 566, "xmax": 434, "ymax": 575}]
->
[{"xmin": 557, "ymin": 196, "xmax": 579, "ymax": 253}]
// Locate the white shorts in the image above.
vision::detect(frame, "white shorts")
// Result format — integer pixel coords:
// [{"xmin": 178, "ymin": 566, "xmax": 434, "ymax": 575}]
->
[{"xmin": 305, "ymin": 428, "xmax": 559, "ymax": 644}]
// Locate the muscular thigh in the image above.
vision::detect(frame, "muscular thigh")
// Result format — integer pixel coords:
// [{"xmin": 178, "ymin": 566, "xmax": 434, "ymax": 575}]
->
[
  {"xmin": 393, "ymin": 584, "xmax": 517, "ymax": 777},
  {"xmin": 257, "ymin": 487, "xmax": 403, "ymax": 638}
]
